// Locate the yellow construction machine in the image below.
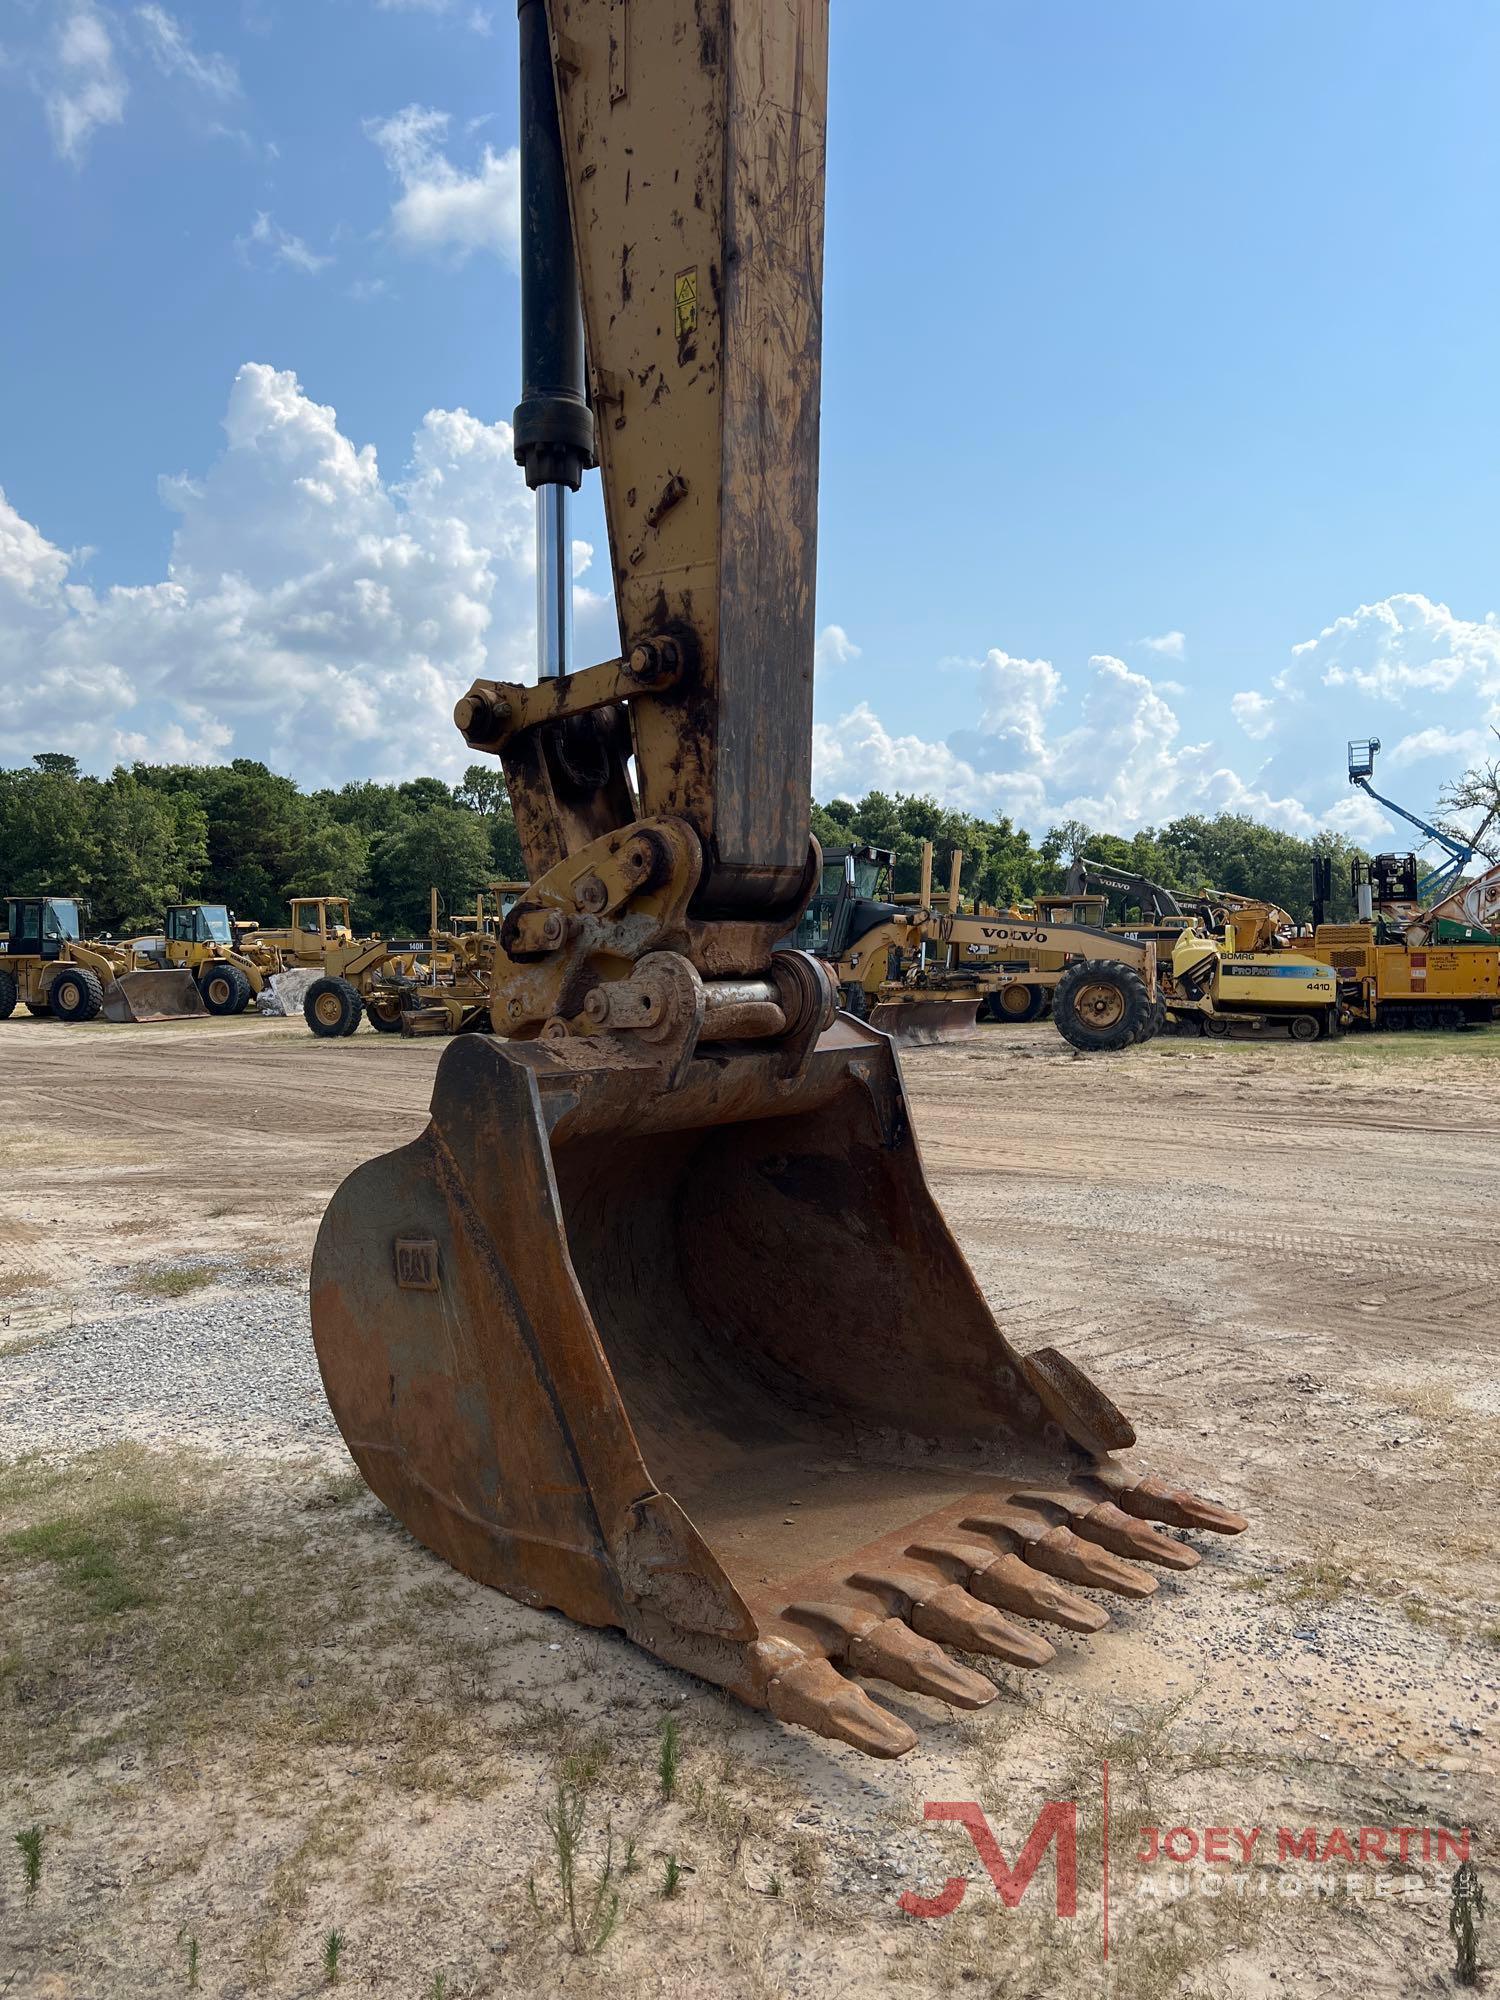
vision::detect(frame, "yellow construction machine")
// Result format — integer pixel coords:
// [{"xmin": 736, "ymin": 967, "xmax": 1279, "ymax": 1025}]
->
[
  {"xmin": 0, "ymin": 894, "xmax": 206, "ymax": 1023},
  {"xmin": 1303, "ymin": 855, "xmax": 1500, "ymax": 1031},
  {"xmin": 146, "ymin": 902, "xmax": 273, "ymax": 1014},
  {"xmin": 310, "ymin": 0, "xmax": 1244, "ymax": 1760}
]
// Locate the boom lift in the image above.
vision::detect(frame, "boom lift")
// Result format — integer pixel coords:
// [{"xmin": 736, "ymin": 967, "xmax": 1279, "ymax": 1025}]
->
[
  {"xmin": 309, "ymin": 0, "xmax": 1244, "ymax": 1758},
  {"xmin": 1348, "ymin": 738, "xmax": 1499, "ymax": 909}
]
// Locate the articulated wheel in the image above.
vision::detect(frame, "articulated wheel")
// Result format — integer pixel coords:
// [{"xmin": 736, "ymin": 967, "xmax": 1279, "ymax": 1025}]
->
[
  {"xmin": 1135, "ymin": 993, "xmax": 1168, "ymax": 1043},
  {"xmin": 988, "ymin": 983, "xmax": 1044, "ymax": 1025},
  {"xmin": 49, "ymin": 967, "xmax": 104, "ymax": 1022},
  {"xmin": 305, "ymin": 976, "xmax": 364, "ymax": 1038},
  {"xmin": 1052, "ymin": 960, "xmax": 1152, "ymax": 1052},
  {"xmin": 366, "ymin": 995, "xmax": 405, "ymax": 1033},
  {"xmin": 200, "ymin": 963, "xmax": 252, "ymax": 1015},
  {"xmin": 1288, "ymin": 1013, "xmax": 1319, "ymax": 1042},
  {"xmin": 0, "ymin": 971, "xmax": 15, "ymax": 1020}
]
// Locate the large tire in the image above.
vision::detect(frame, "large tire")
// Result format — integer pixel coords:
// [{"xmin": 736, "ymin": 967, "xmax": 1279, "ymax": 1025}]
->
[
  {"xmin": 49, "ymin": 966, "xmax": 104, "ymax": 1023},
  {"xmin": 1288, "ymin": 1013, "xmax": 1319, "ymax": 1042},
  {"xmin": 1136, "ymin": 992, "xmax": 1168, "ymax": 1043},
  {"xmin": 365, "ymin": 993, "xmax": 404, "ymax": 1033},
  {"xmin": 0, "ymin": 970, "xmax": 15, "ymax": 1020},
  {"xmin": 199, "ymin": 962, "xmax": 252, "ymax": 1016},
  {"xmin": 1052, "ymin": 960, "xmax": 1152, "ymax": 1053},
  {"xmin": 987, "ymin": 982, "xmax": 1045, "ymax": 1024},
  {"xmin": 305, "ymin": 976, "xmax": 364, "ymax": 1038}
]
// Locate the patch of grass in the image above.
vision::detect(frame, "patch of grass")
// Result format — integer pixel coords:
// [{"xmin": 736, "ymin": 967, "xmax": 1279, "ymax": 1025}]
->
[
  {"xmin": 0, "ymin": 1332, "xmax": 58, "ymax": 1359},
  {"xmin": 661, "ymin": 1854, "xmax": 681, "ymax": 1899},
  {"xmin": 1282, "ymin": 1557, "xmax": 1351, "ymax": 1606},
  {"xmin": 184, "ymin": 1930, "xmax": 200, "ymax": 1989},
  {"xmin": 543, "ymin": 1784, "xmax": 620, "ymax": 1956},
  {"xmin": 1403, "ymin": 1599, "xmax": 1433, "ymax": 1626},
  {"xmin": 5, "ymin": 1466, "xmax": 181, "ymax": 1617},
  {"xmin": 133, "ymin": 1263, "xmax": 216, "ymax": 1299},
  {"xmin": 322, "ymin": 1927, "xmax": 345, "ymax": 1984},
  {"xmin": 0, "ymin": 1268, "xmax": 47, "ymax": 1297},
  {"xmin": 657, "ymin": 1713, "xmax": 680, "ymax": 1800},
  {"xmin": 16, "ymin": 1823, "xmax": 43, "ymax": 1898}
]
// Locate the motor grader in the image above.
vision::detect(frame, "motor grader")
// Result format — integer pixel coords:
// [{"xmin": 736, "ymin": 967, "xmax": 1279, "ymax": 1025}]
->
[
  {"xmin": 309, "ymin": 0, "xmax": 1245, "ymax": 1760},
  {"xmin": 302, "ymin": 890, "xmax": 493, "ymax": 1038},
  {"xmin": 0, "ymin": 894, "xmax": 204, "ymax": 1023}
]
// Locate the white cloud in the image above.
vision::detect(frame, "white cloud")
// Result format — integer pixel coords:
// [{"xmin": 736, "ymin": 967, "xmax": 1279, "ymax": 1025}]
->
[
  {"xmin": 1138, "ymin": 629, "xmax": 1186, "ymax": 659},
  {"xmin": 1386, "ymin": 724, "xmax": 1487, "ymax": 768},
  {"xmin": 237, "ymin": 212, "xmax": 332, "ymax": 276},
  {"xmin": 814, "ymin": 623, "xmax": 860, "ymax": 671},
  {"xmin": 1231, "ymin": 689, "xmax": 1276, "ymax": 740},
  {"xmin": 366, "ymin": 105, "xmax": 520, "ymax": 265},
  {"xmin": 42, "ymin": 7, "xmax": 128, "ymax": 163},
  {"xmin": 135, "ymin": 5, "xmax": 238, "ymax": 98},
  {"xmin": 0, "ymin": 364, "xmax": 615, "ymax": 784}
]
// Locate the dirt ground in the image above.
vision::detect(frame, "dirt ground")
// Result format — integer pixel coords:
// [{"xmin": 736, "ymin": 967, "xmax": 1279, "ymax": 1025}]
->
[{"xmin": 1, "ymin": 1012, "xmax": 1496, "ymax": 1998}]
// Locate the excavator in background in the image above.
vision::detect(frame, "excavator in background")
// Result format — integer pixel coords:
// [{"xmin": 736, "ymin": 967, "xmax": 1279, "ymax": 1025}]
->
[{"xmin": 309, "ymin": 0, "xmax": 1245, "ymax": 1761}]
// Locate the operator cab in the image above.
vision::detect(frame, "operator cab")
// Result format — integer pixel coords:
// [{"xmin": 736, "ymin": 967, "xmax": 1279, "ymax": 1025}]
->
[
  {"xmin": 789, "ymin": 844, "xmax": 899, "ymax": 958},
  {"xmin": 4, "ymin": 895, "xmax": 81, "ymax": 960},
  {"xmin": 165, "ymin": 903, "xmax": 234, "ymax": 946}
]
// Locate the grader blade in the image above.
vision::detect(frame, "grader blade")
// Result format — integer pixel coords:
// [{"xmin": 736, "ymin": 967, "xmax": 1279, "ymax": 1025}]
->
[
  {"xmin": 310, "ymin": 1018, "xmax": 1244, "ymax": 1758},
  {"xmin": 100, "ymin": 969, "xmax": 207, "ymax": 1022},
  {"xmin": 867, "ymin": 997, "xmax": 984, "ymax": 1045}
]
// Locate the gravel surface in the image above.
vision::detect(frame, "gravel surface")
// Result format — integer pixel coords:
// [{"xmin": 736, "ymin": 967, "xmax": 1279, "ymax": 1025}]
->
[{"xmin": 1, "ymin": 1261, "xmax": 339, "ymax": 1462}]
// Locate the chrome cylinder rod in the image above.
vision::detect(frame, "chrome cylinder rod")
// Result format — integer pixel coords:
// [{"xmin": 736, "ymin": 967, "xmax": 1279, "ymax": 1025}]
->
[{"xmin": 536, "ymin": 483, "xmax": 573, "ymax": 680}]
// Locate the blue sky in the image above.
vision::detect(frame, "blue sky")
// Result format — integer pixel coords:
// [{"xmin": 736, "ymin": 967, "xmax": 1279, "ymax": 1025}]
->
[{"xmin": 2, "ymin": 0, "xmax": 1498, "ymax": 853}]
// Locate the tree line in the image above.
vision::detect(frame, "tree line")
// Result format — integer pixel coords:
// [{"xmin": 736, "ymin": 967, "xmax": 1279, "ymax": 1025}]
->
[{"xmin": 1, "ymin": 751, "xmax": 1371, "ymax": 937}]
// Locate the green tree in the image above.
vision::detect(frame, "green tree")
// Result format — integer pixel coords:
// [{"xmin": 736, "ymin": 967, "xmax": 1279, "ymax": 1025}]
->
[
  {"xmin": 287, "ymin": 819, "xmax": 370, "ymax": 901},
  {"xmin": 88, "ymin": 771, "xmax": 203, "ymax": 933},
  {"xmin": 364, "ymin": 807, "xmax": 493, "ymax": 934}
]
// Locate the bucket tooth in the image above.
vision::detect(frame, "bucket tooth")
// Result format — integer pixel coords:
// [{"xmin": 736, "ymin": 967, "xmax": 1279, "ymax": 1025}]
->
[
  {"xmin": 1073, "ymin": 1502, "xmax": 1200, "ymax": 1571},
  {"xmin": 848, "ymin": 1566, "xmax": 1056, "ymax": 1668},
  {"xmin": 846, "ymin": 1618, "xmax": 998, "ymax": 1709},
  {"xmin": 963, "ymin": 1515, "xmax": 1158, "ymax": 1599},
  {"xmin": 1117, "ymin": 1474, "xmax": 1248, "ymax": 1536},
  {"xmin": 766, "ymin": 1656, "xmax": 916, "ymax": 1758},
  {"xmin": 969, "ymin": 1552, "xmax": 1112, "ymax": 1633},
  {"xmin": 904, "ymin": 1536, "xmax": 1111, "ymax": 1634}
]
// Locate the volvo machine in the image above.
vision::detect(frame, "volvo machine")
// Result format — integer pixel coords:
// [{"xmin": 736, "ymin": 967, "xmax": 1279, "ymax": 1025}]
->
[{"xmin": 308, "ymin": 0, "xmax": 1245, "ymax": 1759}]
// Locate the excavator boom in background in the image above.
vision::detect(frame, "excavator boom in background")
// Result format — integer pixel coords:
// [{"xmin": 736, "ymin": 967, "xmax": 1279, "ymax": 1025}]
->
[{"xmin": 309, "ymin": 0, "xmax": 1245, "ymax": 1758}]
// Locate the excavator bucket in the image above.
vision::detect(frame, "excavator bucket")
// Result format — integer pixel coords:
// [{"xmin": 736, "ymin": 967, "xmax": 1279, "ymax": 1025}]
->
[
  {"xmin": 311, "ymin": 1019, "xmax": 1244, "ymax": 1757},
  {"xmin": 867, "ymin": 997, "xmax": 984, "ymax": 1045},
  {"xmin": 100, "ymin": 969, "xmax": 207, "ymax": 1023}
]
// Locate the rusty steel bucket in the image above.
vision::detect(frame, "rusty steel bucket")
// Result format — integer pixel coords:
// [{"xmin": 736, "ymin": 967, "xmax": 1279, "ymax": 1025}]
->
[
  {"xmin": 100, "ymin": 969, "xmax": 207, "ymax": 1023},
  {"xmin": 310, "ymin": 1017, "xmax": 1243, "ymax": 1756}
]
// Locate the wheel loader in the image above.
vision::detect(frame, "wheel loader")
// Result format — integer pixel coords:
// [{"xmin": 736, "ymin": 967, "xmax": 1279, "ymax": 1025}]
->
[
  {"xmin": 137, "ymin": 902, "xmax": 273, "ymax": 1014},
  {"xmin": 0, "ymin": 895, "xmax": 207, "ymax": 1023},
  {"xmin": 310, "ymin": 0, "xmax": 1246, "ymax": 1760}
]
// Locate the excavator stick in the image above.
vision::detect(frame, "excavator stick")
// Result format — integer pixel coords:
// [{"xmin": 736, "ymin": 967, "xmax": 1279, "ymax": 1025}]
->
[
  {"xmin": 99, "ymin": 969, "xmax": 207, "ymax": 1023},
  {"xmin": 313, "ymin": 1017, "xmax": 1243, "ymax": 1757},
  {"xmin": 308, "ymin": 0, "xmax": 1248, "ymax": 1756}
]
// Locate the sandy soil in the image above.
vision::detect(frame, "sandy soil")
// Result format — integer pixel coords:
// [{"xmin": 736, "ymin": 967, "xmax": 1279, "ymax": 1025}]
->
[{"xmin": 1, "ymin": 1011, "xmax": 1496, "ymax": 1998}]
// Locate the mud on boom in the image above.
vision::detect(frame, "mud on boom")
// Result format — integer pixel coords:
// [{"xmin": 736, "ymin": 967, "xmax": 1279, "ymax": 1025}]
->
[{"xmin": 309, "ymin": 0, "xmax": 1246, "ymax": 1757}]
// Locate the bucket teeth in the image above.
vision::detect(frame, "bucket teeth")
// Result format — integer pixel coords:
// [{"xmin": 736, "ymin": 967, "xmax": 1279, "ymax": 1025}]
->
[
  {"xmin": 1073, "ymin": 1501, "xmax": 1200, "ymax": 1570},
  {"xmin": 1118, "ymin": 1474, "xmax": 1249, "ymax": 1536},
  {"xmin": 904, "ymin": 1537, "xmax": 1110, "ymax": 1633},
  {"xmin": 846, "ymin": 1617, "xmax": 999, "ymax": 1709},
  {"xmin": 913, "ymin": 1585, "xmax": 1055, "ymax": 1668},
  {"xmin": 963, "ymin": 1515, "xmax": 1159, "ymax": 1599},
  {"xmin": 766, "ymin": 1655, "xmax": 916, "ymax": 1759},
  {"xmin": 967, "ymin": 1551, "xmax": 1113, "ymax": 1633}
]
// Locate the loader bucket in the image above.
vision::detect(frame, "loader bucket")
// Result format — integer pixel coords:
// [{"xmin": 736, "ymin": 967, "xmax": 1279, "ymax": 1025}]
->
[
  {"xmin": 867, "ymin": 996, "xmax": 983, "ymax": 1045},
  {"xmin": 310, "ymin": 1018, "xmax": 1244, "ymax": 1757},
  {"xmin": 100, "ymin": 969, "xmax": 207, "ymax": 1023}
]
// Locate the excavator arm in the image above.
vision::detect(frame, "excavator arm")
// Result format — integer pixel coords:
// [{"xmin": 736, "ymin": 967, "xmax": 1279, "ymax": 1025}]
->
[{"xmin": 310, "ymin": 0, "xmax": 1245, "ymax": 1759}]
